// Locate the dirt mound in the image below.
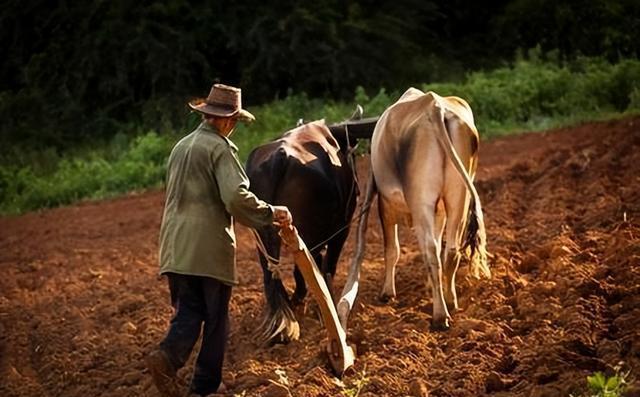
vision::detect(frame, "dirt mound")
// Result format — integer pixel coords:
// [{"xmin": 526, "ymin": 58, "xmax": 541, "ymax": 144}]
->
[{"xmin": 1, "ymin": 117, "xmax": 639, "ymax": 396}]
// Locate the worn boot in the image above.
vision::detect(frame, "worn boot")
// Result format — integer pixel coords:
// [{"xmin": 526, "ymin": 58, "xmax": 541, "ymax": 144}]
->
[{"xmin": 145, "ymin": 349, "xmax": 182, "ymax": 397}]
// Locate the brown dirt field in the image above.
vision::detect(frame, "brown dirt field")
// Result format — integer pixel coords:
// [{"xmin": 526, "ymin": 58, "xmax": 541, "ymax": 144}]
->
[{"xmin": 1, "ymin": 117, "xmax": 639, "ymax": 397}]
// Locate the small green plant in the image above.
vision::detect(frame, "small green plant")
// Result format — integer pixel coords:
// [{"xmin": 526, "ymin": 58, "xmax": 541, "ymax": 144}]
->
[
  {"xmin": 571, "ymin": 365, "xmax": 631, "ymax": 397},
  {"xmin": 586, "ymin": 371, "xmax": 627, "ymax": 397},
  {"xmin": 340, "ymin": 365, "xmax": 369, "ymax": 397}
]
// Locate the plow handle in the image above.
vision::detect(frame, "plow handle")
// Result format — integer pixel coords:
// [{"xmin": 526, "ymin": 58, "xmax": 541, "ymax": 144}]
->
[{"xmin": 278, "ymin": 223, "xmax": 355, "ymax": 376}]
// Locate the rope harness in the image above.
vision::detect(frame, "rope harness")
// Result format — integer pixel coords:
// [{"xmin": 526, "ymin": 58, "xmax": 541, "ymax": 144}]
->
[{"xmin": 251, "ymin": 229, "xmax": 286, "ymax": 279}]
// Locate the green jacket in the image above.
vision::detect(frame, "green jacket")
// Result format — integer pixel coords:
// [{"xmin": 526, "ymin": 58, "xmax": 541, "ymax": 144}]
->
[{"xmin": 158, "ymin": 122, "xmax": 274, "ymax": 285}]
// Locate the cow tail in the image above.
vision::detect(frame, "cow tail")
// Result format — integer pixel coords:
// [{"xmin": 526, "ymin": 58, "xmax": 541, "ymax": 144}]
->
[{"xmin": 430, "ymin": 97, "xmax": 490, "ymax": 278}]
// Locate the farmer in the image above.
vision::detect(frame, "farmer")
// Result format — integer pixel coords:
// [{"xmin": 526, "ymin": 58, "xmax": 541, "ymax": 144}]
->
[{"xmin": 146, "ymin": 83, "xmax": 292, "ymax": 397}]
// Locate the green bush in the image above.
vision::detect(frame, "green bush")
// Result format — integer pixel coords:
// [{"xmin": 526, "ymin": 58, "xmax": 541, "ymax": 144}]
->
[
  {"xmin": 422, "ymin": 55, "xmax": 640, "ymax": 137},
  {"xmin": 0, "ymin": 132, "xmax": 173, "ymax": 214}
]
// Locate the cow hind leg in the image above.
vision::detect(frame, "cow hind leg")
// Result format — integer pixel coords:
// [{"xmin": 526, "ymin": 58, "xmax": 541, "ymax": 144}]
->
[
  {"xmin": 430, "ymin": 199, "xmax": 447, "ymax": 293},
  {"xmin": 256, "ymin": 227, "xmax": 300, "ymax": 344},
  {"xmin": 379, "ymin": 197, "xmax": 400, "ymax": 302},
  {"xmin": 413, "ymin": 202, "xmax": 451, "ymax": 331},
  {"xmin": 441, "ymin": 246, "xmax": 462, "ymax": 313},
  {"xmin": 442, "ymin": 182, "xmax": 468, "ymax": 313}
]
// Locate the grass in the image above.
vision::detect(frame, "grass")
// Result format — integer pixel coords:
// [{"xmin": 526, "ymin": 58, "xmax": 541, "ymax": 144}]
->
[
  {"xmin": 0, "ymin": 132, "xmax": 172, "ymax": 214},
  {"xmin": 1, "ymin": 54, "xmax": 639, "ymax": 215}
]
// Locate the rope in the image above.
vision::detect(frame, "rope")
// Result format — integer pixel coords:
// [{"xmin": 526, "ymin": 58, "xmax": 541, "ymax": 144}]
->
[
  {"xmin": 307, "ymin": 197, "xmax": 373, "ymax": 253},
  {"xmin": 251, "ymin": 229, "xmax": 286, "ymax": 279}
]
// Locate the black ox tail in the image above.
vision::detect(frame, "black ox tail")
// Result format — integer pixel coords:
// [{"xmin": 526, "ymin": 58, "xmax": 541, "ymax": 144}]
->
[{"xmin": 246, "ymin": 144, "xmax": 301, "ymax": 344}]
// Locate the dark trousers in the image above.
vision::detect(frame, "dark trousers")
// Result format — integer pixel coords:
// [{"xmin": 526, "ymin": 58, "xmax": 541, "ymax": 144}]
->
[{"xmin": 159, "ymin": 273, "xmax": 232, "ymax": 395}]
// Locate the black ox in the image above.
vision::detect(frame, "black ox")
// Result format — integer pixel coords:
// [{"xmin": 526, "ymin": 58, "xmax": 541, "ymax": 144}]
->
[{"xmin": 246, "ymin": 108, "xmax": 377, "ymax": 343}]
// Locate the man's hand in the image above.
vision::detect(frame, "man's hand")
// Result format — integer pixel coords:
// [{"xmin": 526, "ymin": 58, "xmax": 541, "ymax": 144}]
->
[{"xmin": 272, "ymin": 205, "xmax": 292, "ymax": 227}]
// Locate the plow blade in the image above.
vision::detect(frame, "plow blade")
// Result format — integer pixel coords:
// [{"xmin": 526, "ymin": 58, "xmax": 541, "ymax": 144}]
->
[{"xmin": 279, "ymin": 224, "xmax": 355, "ymax": 376}]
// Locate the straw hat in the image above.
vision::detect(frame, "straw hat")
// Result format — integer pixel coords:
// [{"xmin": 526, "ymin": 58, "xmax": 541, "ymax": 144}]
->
[{"xmin": 188, "ymin": 83, "xmax": 255, "ymax": 122}]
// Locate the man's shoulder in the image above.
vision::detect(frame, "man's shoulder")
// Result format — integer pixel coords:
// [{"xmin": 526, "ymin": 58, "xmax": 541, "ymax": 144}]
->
[{"xmin": 193, "ymin": 124, "xmax": 238, "ymax": 152}]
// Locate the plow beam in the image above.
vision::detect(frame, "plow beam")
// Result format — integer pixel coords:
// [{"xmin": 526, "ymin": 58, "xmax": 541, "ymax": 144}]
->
[{"xmin": 279, "ymin": 224, "xmax": 355, "ymax": 376}]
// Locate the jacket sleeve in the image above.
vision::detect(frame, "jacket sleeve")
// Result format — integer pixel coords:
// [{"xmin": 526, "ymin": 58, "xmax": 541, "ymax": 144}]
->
[{"xmin": 213, "ymin": 146, "xmax": 274, "ymax": 228}]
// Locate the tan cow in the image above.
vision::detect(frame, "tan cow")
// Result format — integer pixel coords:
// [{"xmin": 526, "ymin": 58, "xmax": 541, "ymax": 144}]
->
[{"xmin": 338, "ymin": 88, "xmax": 490, "ymax": 331}]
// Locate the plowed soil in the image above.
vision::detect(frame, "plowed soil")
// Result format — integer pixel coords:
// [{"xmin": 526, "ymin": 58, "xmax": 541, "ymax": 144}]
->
[{"xmin": 1, "ymin": 117, "xmax": 639, "ymax": 397}]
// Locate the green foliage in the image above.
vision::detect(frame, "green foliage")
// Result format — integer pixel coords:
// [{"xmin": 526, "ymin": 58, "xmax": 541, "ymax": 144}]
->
[
  {"xmin": 0, "ymin": 132, "xmax": 174, "ymax": 214},
  {"xmin": 339, "ymin": 365, "xmax": 369, "ymax": 397},
  {"xmin": 424, "ymin": 54, "xmax": 640, "ymax": 137},
  {"xmin": 570, "ymin": 365, "xmax": 631, "ymax": 397},
  {"xmin": 2, "ymin": 2, "xmax": 639, "ymax": 214},
  {"xmin": 2, "ymin": 55, "xmax": 640, "ymax": 215},
  {"xmin": 588, "ymin": 372, "xmax": 623, "ymax": 396},
  {"xmin": 354, "ymin": 86, "xmax": 394, "ymax": 117},
  {"xmin": 492, "ymin": 0, "xmax": 640, "ymax": 60},
  {"xmin": 2, "ymin": 0, "xmax": 639, "ymax": 152},
  {"xmin": 0, "ymin": 0, "xmax": 451, "ymax": 150}
]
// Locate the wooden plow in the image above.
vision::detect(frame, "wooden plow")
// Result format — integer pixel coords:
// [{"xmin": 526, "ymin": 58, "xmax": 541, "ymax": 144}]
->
[{"xmin": 278, "ymin": 222, "xmax": 355, "ymax": 376}]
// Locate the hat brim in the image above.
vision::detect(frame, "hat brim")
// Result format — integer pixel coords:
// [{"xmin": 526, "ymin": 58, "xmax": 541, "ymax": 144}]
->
[{"xmin": 188, "ymin": 100, "xmax": 256, "ymax": 123}]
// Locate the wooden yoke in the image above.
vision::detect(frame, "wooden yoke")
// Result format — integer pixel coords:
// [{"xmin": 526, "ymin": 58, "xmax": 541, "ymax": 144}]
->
[{"xmin": 278, "ymin": 223, "xmax": 355, "ymax": 376}]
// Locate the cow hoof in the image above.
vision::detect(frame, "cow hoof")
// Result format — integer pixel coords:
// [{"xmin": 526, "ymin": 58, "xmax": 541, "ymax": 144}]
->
[
  {"xmin": 268, "ymin": 333, "xmax": 292, "ymax": 346},
  {"xmin": 446, "ymin": 304, "xmax": 459, "ymax": 314},
  {"xmin": 291, "ymin": 297, "xmax": 302, "ymax": 307},
  {"xmin": 291, "ymin": 289, "xmax": 305, "ymax": 304},
  {"xmin": 379, "ymin": 293, "xmax": 396, "ymax": 303},
  {"xmin": 430, "ymin": 319, "xmax": 450, "ymax": 332}
]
